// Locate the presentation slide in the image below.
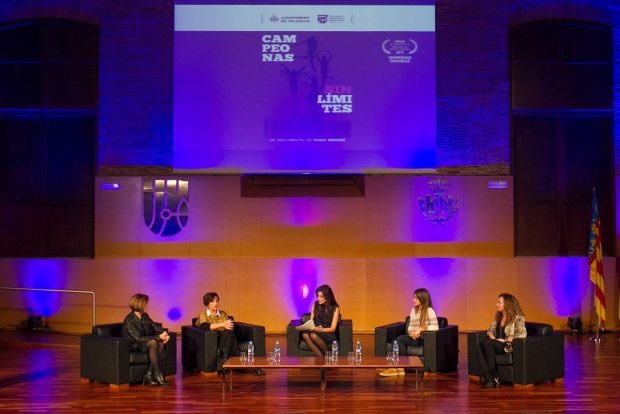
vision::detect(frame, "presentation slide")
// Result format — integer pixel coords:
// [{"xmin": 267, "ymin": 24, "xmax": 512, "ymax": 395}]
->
[{"xmin": 174, "ymin": 1, "xmax": 436, "ymax": 172}]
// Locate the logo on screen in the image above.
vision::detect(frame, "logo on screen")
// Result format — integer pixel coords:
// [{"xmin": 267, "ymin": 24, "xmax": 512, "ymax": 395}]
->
[
  {"xmin": 418, "ymin": 179, "xmax": 461, "ymax": 224},
  {"xmin": 315, "ymin": 14, "xmax": 345, "ymax": 24},
  {"xmin": 382, "ymin": 39, "xmax": 418, "ymax": 64},
  {"xmin": 269, "ymin": 14, "xmax": 280, "ymax": 23},
  {"xmin": 143, "ymin": 179, "xmax": 189, "ymax": 236}
]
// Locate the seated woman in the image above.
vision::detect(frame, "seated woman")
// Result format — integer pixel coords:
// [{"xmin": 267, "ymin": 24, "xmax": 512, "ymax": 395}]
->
[
  {"xmin": 121, "ymin": 293, "xmax": 171, "ymax": 386},
  {"xmin": 195, "ymin": 292, "xmax": 238, "ymax": 370},
  {"xmin": 302, "ymin": 284, "xmax": 341, "ymax": 357},
  {"xmin": 475, "ymin": 292, "xmax": 526, "ymax": 388},
  {"xmin": 380, "ymin": 287, "xmax": 439, "ymax": 377}
]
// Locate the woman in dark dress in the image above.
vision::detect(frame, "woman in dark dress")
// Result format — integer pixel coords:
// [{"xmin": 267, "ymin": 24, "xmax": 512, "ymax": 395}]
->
[
  {"xmin": 302, "ymin": 284, "xmax": 341, "ymax": 357},
  {"xmin": 121, "ymin": 293, "xmax": 171, "ymax": 386}
]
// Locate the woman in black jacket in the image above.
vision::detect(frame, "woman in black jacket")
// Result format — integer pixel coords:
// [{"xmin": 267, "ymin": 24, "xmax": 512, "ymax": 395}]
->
[{"xmin": 121, "ymin": 293, "xmax": 171, "ymax": 385}]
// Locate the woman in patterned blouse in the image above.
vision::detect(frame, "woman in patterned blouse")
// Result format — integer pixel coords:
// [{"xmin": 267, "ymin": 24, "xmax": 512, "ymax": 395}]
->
[{"xmin": 475, "ymin": 293, "xmax": 527, "ymax": 388}]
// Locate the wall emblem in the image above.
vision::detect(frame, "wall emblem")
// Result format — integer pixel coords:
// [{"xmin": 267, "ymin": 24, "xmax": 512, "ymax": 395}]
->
[
  {"xmin": 143, "ymin": 179, "xmax": 189, "ymax": 236},
  {"xmin": 418, "ymin": 178, "xmax": 461, "ymax": 224}
]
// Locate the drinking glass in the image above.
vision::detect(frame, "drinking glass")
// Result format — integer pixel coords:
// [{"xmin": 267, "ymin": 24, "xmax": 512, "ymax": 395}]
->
[
  {"xmin": 333, "ymin": 352, "xmax": 339, "ymax": 364},
  {"xmin": 267, "ymin": 351, "xmax": 275, "ymax": 365},
  {"xmin": 324, "ymin": 351, "xmax": 332, "ymax": 364},
  {"xmin": 239, "ymin": 351, "xmax": 247, "ymax": 364},
  {"xmin": 348, "ymin": 351, "xmax": 355, "ymax": 364}
]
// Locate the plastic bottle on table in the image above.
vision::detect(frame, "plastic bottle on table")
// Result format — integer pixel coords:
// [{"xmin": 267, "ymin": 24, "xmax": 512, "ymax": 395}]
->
[{"xmin": 274, "ymin": 340, "xmax": 281, "ymax": 363}]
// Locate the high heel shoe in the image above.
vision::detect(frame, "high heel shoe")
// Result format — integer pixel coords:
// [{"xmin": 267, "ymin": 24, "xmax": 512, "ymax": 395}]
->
[
  {"xmin": 153, "ymin": 369, "xmax": 170, "ymax": 386},
  {"xmin": 142, "ymin": 368, "xmax": 157, "ymax": 386}
]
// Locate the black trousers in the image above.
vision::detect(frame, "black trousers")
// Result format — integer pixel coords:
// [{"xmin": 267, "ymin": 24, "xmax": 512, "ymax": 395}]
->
[
  {"xmin": 475, "ymin": 337, "xmax": 506, "ymax": 380},
  {"xmin": 218, "ymin": 330, "xmax": 238, "ymax": 358}
]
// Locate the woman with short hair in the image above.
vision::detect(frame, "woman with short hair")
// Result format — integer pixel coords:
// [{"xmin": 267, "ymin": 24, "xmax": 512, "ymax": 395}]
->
[
  {"xmin": 121, "ymin": 293, "xmax": 171, "ymax": 385},
  {"xmin": 195, "ymin": 292, "xmax": 238, "ymax": 371}
]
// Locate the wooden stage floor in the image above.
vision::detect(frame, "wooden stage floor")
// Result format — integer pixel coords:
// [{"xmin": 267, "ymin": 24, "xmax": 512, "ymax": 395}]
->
[{"xmin": 0, "ymin": 331, "xmax": 619, "ymax": 413}]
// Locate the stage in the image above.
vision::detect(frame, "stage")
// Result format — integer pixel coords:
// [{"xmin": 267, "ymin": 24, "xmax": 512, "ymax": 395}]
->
[{"xmin": 1, "ymin": 332, "xmax": 618, "ymax": 413}]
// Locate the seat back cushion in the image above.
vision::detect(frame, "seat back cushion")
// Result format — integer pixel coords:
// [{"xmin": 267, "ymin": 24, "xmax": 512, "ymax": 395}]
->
[
  {"xmin": 92, "ymin": 323, "xmax": 123, "ymax": 337},
  {"xmin": 525, "ymin": 322, "xmax": 553, "ymax": 336}
]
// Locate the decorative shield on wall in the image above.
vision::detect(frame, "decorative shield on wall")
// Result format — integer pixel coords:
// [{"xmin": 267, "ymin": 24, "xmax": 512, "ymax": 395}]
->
[
  {"xmin": 418, "ymin": 178, "xmax": 461, "ymax": 224},
  {"xmin": 143, "ymin": 179, "xmax": 189, "ymax": 236}
]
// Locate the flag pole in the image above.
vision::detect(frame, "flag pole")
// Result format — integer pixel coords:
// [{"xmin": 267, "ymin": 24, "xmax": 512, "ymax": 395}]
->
[{"xmin": 589, "ymin": 315, "xmax": 606, "ymax": 343}]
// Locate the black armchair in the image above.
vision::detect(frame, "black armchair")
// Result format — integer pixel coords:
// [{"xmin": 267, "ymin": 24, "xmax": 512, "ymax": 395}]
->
[
  {"xmin": 182, "ymin": 318, "xmax": 265, "ymax": 373},
  {"xmin": 80, "ymin": 323, "xmax": 177, "ymax": 389},
  {"xmin": 287, "ymin": 313, "xmax": 353, "ymax": 357},
  {"xmin": 374, "ymin": 316, "xmax": 458, "ymax": 372},
  {"xmin": 467, "ymin": 322, "xmax": 564, "ymax": 386}
]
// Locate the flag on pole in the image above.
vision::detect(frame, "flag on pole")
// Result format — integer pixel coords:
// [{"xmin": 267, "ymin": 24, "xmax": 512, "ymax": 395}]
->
[{"xmin": 588, "ymin": 188, "xmax": 606, "ymax": 325}]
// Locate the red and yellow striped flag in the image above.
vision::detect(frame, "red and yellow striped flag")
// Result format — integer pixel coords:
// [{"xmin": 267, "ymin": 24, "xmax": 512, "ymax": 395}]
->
[{"xmin": 588, "ymin": 188, "xmax": 606, "ymax": 325}]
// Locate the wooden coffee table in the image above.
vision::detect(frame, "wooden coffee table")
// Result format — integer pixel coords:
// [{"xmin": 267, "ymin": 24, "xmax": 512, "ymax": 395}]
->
[{"xmin": 222, "ymin": 356, "xmax": 423, "ymax": 398}]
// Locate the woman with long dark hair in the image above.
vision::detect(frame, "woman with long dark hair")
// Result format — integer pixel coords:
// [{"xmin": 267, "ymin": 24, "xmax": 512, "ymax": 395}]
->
[
  {"xmin": 121, "ymin": 293, "xmax": 171, "ymax": 386},
  {"xmin": 475, "ymin": 293, "xmax": 526, "ymax": 388},
  {"xmin": 380, "ymin": 288, "xmax": 439, "ymax": 376},
  {"xmin": 302, "ymin": 284, "xmax": 341, "ymax": 357}
]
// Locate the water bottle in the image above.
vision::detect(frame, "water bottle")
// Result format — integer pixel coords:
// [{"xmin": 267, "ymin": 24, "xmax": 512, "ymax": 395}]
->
[
  {"xmin": 274, "ymin": 341, "xmax": 281, "ymax": 363},
  {"xmin": 248, "ymin": 341, "xmax": 255, "ymax": 363},
  {"xmin": 355, "ymin": 340, "xmax": 362, "ymax": 361},
  {"xmin": 392, "ymin": 339, "xmax": 399, "ymax": 362},
  {"xmin": 332, "ymin": 340, "xmax": 339, "ymax": 361}
]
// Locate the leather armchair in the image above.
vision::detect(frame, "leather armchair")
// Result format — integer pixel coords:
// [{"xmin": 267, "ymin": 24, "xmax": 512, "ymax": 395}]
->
[
  {"xmin": 467, "ymin": 322, "xmax": 564, "ymax": 386},
  {"xmin": 374, "ymin": 316, "xmax": 458, "ymax": 372},
  {"xmin": 182, "ymin": 318, "xmax": 265, "ymax": 373},
  {"xmin": 287, "ymin": 313, "xmax": 352, "ymax": 356},
  {"xmin": 80, "ymin": 323, "xmax": 177, "ymax": 388}
]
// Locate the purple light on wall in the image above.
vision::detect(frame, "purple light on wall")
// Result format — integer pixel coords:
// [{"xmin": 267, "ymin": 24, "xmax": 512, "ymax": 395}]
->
[
  {"xmin": 138, "ymin": 259, "xmax": 186, "ymax": 324},
  {"xmin": 546, "ymin": 258, "xmax": 587, "ymax": 317},
  {"xmin": 167, "ymin": 307, "xmax": 182, "ymax": 321},
  {"xmin": 290, "ymin": 259, "xmax": 318, "ymax": 316},
  {"xmin": 21, "ymin": 260, "xmax": 67, "ymax": 317},
  {"xmin": 415, "ymin": 258, "xmax": 458, "ymax": 313},
  {"xmin": 285, "ymin": 198, "xmax": 325, "ymax": 227}
]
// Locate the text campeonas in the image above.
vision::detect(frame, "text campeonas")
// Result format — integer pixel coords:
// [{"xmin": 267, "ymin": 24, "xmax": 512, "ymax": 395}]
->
[{"xmin": 262, "ymin": 34, "xmax": 296, "ymax": 62}]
